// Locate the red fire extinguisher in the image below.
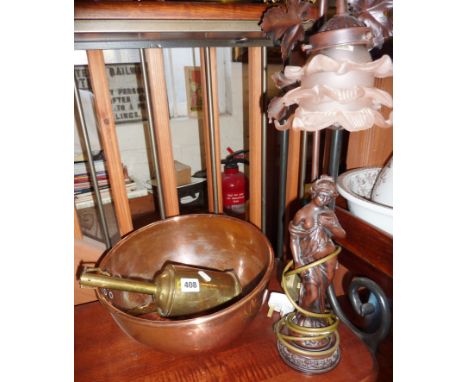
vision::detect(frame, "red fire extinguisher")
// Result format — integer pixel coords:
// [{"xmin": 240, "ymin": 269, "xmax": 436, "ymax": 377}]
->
[{"xmin": 221, "ymin": 149, "xmax": 249, "ymax": 218}]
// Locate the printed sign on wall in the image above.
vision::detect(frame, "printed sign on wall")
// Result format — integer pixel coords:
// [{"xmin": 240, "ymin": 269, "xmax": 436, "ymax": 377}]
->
[{"xmin": 75, "ymin": 64, "xmax": 147, "ymax": 123}]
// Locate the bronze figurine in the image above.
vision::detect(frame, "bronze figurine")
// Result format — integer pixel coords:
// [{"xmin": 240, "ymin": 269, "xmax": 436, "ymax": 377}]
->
[
  {"xmin": 275, "ymin": 175, "xmax": 346, "ymax": 374},
  {"xmin": 290, "ymin": 175, "xmax": 346, "ymax": 317}
]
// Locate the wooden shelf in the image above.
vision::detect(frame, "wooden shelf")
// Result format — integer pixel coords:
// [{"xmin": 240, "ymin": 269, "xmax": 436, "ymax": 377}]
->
[
  {"xmin": 334, "ymin": 206, "xmax": 393, "ymax": 298},
  {"xmin": 74, "ymin": 1, "xmax": 280, "ymax": 49},
  {"xmin": 75, "ymin": 1, "xmax": 270, "ymax": 21},
  {"xmin": 75, "ymin": 262, "xmax": 377, "ymax": 382}
]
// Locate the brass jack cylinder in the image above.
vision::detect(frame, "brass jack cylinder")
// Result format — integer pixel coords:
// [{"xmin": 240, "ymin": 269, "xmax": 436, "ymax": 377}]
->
[{"xmin": 80, "ymin": 263, "xmax": 242, "ymax": 318}]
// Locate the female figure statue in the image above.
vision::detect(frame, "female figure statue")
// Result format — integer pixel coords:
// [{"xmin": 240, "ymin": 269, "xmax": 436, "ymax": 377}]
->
[
  {"xmin": 276, "ymin": 175, "xmax": 345, "ymax": 373},
  {"xmin": 289, "ymin": 175, "xmax": 346, "ymax": 316}
]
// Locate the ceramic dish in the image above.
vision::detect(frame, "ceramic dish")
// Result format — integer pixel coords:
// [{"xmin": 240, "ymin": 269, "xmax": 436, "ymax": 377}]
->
[
  {"xmin": 371, "ymin": 156, "xmax": 393, "ymax": 207},
  {"xmin": 337, "ymin": 167, "xmax": 393, "ymax": 235}
]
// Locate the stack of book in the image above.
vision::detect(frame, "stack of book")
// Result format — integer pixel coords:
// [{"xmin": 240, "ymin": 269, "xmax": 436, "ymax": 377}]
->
[
  {"xmin": 74, "ymin": 154, "xmax": 109, "ymax": 195},
  {"xmin": 74, "ymin": 152, "xmax": 147, "ymax": 209}
]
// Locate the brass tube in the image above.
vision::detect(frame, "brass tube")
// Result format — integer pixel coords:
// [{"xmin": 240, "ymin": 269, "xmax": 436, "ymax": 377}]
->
[
  {"xmin": 80, "ymin": 273, "xmax": 158, "ymax": 295},
  {"xmin": 80, "ymin": 263, "xmax": 242, "ymax": 317}
]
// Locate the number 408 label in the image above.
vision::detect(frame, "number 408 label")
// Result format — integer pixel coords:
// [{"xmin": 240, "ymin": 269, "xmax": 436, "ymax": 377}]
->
[{"xmin": 181, "ymin": 278, "xmax": 200, "ymax": 292}]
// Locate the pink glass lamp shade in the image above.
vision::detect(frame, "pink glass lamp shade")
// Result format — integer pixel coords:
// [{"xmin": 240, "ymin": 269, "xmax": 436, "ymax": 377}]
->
[{"xmin": 268, "ymin": 0, "xmax": 393, "ymax": 133}]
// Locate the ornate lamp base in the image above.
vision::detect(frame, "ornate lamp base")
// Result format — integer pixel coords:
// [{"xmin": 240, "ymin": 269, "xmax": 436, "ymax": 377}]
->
[
  {"xmin": 270, "ymin": 175, "xmax": 346, "ymax": 374},
  {"xmin": 276, "ymin": 333, "xmax": 340, "ymax": 375}
]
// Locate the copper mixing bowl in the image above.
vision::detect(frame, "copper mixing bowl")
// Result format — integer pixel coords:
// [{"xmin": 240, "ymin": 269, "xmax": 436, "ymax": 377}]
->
[{"xmin": 96, "ymin": 214, "xmax": 275, "ymax": 354}]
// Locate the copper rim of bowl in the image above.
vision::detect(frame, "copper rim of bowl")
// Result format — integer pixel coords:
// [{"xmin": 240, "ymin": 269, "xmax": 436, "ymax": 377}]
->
[
  {"xmin": 337, "ymin": 167, "xmax": 393, "ymax": 215},
  {"xmin": 96, "ymin": 213, "xmax": 275, "ymax": 326}
]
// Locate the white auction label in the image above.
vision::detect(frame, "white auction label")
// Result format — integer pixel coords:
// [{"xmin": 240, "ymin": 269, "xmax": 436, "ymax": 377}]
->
[
  {"xmin": 198, "ymin": 270, "xmax": 211, "ymax": 282},
  {"xmin": 180, "ymin": 278, "xmax": 200, "ymax": 292}
]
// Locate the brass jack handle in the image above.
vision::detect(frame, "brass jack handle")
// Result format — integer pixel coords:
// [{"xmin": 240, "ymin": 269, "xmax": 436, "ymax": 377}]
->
[{"xmin": 79, "ymin": 268, "xmax": 158, "ymax": 296}]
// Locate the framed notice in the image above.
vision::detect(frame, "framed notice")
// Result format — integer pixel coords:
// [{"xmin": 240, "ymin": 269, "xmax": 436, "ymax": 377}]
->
[
  {"xmin": 184, "ymin": 66, "xmax": 203, "ymax": 118},
  {"xmin": 75, "ymin": 63, "xmax": 147, "ymax": 124}
]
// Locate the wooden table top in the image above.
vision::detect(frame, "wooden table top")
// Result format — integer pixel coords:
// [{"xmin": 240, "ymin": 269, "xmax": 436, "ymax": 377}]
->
[{"xmin": 75, "ymin": 286, "xmax": 377, "ymax": 382}]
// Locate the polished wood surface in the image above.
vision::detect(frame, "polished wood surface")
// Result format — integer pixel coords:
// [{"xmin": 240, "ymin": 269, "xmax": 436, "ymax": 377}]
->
[
  {"xmin": 144, "ymin": 48, "xmax": 180, "ymax": 217},
  {"xmin": 333, "ymin": 206, "xmax": 393, "ymax": 382},
  {"xmin": 75, "ymin": 264, "xmax": 377, "ymax": 382},
  {"xmin": 285, "ymin": 128, "xmax": 301, "ymax": 225},
  {"xmin": 75, "ymin": 1, "xmax": 270, "ymax": 21},
  {"xmin": 74, "ymin": 237, "xmax": 106, "ymax": 305},
  {"xmin": 248, "ymin": 46, "xmax": 263, "ymax": 229},
  {"xmin": 334, "ymin": 206, "xmax": 393, "ymax": 298},
  {"xmin": 87, "ymin": 50, "xmax": 134, "ymax": 236},
  {"xmin": 335, "ymin": 206, "xmax": 392, "ymax": 278},
  {"xmin": 74, "ymin": 208, "xmax": 83, "ymax": 240},
  {"xmin": 346, "ymin": 77, "xmax": 393, "ymax": 169}
]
